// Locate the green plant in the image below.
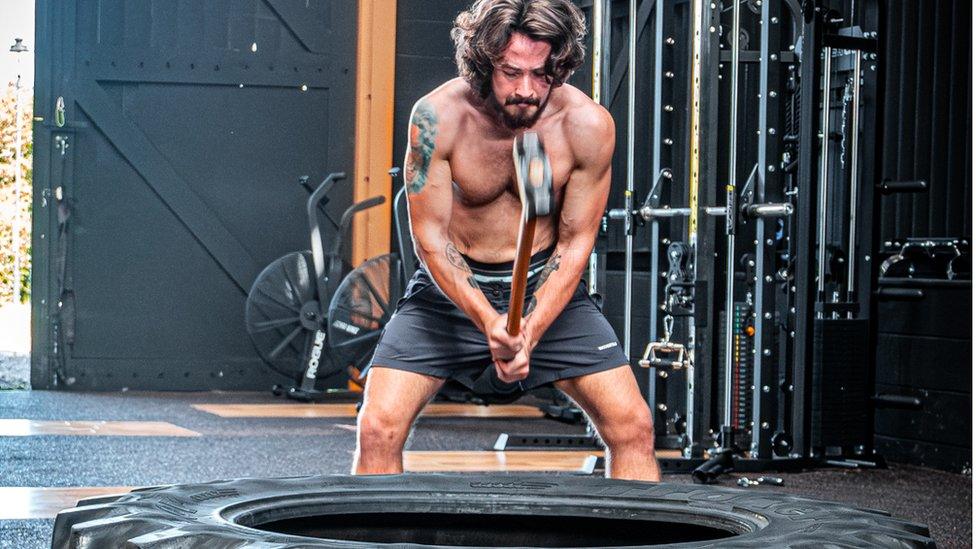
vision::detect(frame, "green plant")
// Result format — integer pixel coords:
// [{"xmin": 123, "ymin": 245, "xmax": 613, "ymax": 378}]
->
[{"xmin": 0, "ymin": 81, "xmax": 33, "ymax": 304}]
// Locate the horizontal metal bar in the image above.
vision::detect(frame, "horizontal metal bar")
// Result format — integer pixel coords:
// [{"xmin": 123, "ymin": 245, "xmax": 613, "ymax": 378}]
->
[
  {"xmin": 872, "ymin": 394, "xmax": 924, "ymax": 410},
  {"xmin": 825, "ymin": 459, "xmax": 867, "ymax": 469},
  {"xmin": 637, "ymin": 206, "xmax": 691, "ymax": 218},
  {"xmin": 493, "ymin": 433, "xmax": 604, "ymax": 451},
  {"xmin": 878, "ymin": 179, "xmax": 928, "ymax": 194},
  {"xmin": 884, "ymin": 237, "xmax": 967, "ymax": 248},
  {"xmin": 876, "ymin": 288, "xmax": 925, "ymax": 301},
  {"xmin": 719, "ymin": 50, "xmax": 798, "ymax": 63},
  {"xmin": 635, "ymin": 206, "xmax": 727, "ymax": 220},
  {"xmin": 745, "ymin": 203, "xmax": 794, "ymax": 217}
]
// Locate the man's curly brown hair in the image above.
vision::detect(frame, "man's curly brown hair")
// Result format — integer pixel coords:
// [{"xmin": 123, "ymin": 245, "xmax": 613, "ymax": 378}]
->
[{"xmin": 452, "ymin": 0, "xmax": 587, "ymax": 97}]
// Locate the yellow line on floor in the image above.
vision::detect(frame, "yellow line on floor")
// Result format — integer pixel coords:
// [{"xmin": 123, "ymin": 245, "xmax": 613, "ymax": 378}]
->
[
  {"xmin": 192, "ymin": 402, "xmax": 546, "ymax": 419},
  {"xmin": 0, "ymin": 419, "xmax": 200, "ymax": 437},
  {"xmin": 0, "ymin": 487, "xmax": 134, "ymax": 520},
  {"xmin": 403, "ymin": 451, "xmax": 602, "ymax": 473}
]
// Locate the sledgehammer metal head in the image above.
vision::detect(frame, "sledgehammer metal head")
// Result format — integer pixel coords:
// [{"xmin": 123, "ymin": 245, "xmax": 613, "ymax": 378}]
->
[{"xmin": 513, "ymin": 131, "xmax": 553, "ymax": 219}]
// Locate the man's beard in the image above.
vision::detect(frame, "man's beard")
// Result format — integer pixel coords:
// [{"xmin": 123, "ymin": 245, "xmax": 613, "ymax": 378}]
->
[{"xmin": 488, "ymin": 93, "xmax": 548, "ymax": 129}]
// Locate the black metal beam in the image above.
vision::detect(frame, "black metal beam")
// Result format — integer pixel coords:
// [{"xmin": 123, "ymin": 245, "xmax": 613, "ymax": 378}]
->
[
  {"xmin": 862, "ymin": 0, "xmax": 888, "ymax": 466},
  {"xmin": 792, "ymin": 0, "xmax": 827, "ymax": 459},
  {"xmin": 749, "ymin": 0, "xmax": 784, "ymax": 460}
]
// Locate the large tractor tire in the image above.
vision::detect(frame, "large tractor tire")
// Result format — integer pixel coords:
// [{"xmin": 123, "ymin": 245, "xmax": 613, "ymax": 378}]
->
[{"xmin": 52, "ymin": 474, "xmax": 934, "ymax": 548}]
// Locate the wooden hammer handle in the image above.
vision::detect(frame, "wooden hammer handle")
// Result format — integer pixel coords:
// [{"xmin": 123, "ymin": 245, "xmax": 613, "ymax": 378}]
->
[{"xmin": 507, "ymin": 217, "xmax": 537, "ymax": 335}]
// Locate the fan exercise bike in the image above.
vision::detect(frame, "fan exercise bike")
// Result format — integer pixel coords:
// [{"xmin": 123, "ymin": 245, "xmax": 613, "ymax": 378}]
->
[{"xmin": 244, "ymin": 172, "xmax": 401, "ymax": 401}]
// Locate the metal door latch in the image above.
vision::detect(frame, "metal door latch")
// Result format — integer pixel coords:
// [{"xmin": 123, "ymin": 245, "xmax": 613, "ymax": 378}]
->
[{"xmin": 55, "ymin": 135, "xmax": 70, "ymax": 156}]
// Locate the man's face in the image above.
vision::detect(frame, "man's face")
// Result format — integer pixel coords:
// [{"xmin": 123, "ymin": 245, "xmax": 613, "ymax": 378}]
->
[{"xmin": 489, "ymin": 32, "xmax": 554, "ymax": 129}]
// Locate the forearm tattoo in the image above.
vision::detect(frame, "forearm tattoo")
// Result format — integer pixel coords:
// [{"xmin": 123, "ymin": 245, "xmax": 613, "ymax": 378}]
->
[
  {"xmin": 536, "ymin": 254, "xmax": 561, "ymax": 289},
  {"xmin": 405, "ymin": 100, "xmax": 438, "ymax": 194},
  {"xmin": 526, "ymin": 254, "xmax": 562, "ymax": 316},
  {"xmin": 445, "ymin": 242, "xmax": 479, "ymax": 289}
]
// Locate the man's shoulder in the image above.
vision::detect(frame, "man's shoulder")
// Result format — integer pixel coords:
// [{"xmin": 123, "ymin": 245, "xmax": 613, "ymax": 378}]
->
[
  {"xmin": 412, "ymin": 78, "xmax": 471, "ymax": 122},
  {"xmin": 557, "ymin": 85, "xmax": 614, "ymax": 136},
  {"xmin": 555, "ymin": 86, "xmax": 615, "ymax": 161}
]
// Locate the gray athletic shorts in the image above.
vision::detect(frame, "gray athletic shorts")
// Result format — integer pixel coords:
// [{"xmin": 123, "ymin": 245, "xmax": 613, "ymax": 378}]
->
[{"xmin": 365, "ymin": 247, "xmax": 629, "ymax": 394}]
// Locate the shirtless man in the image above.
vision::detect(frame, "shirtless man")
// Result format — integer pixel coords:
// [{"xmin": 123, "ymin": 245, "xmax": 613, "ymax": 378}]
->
[{"xmin": 353, "ymin": 0, "xmax": 660, "ymax": 481}]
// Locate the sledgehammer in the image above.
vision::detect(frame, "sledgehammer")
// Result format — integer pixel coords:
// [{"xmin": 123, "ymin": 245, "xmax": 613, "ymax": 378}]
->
[{"xmin": 508, "ymin": 131, "xmax": 554, "ymax": 335}]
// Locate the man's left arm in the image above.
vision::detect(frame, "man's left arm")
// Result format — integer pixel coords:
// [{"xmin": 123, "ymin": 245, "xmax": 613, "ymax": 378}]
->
[{"xmin": 523, "ymin": 106, "xmax": 616, "ymax": 350}]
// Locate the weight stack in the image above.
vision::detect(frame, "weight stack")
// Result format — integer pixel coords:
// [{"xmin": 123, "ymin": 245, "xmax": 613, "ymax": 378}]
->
[
  {"xmin": 716, "ymin": 304, "xmax": 754, "ymax": 446},
  {"xmin": 811, "ymin": 318, "xmax": 871, "ymax": 449}
]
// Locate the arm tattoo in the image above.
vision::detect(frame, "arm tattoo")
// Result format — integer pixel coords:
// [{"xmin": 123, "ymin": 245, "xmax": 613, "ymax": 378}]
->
[
  {"xmin": 445, "ymin": 242, "xmax": 479, "ymax": 289},
  {"xmin": 535, "ymin": 254, "xmax": 561, "ymax": 289},
  {"xmin": 526, "ymin": 254, "xmax": 561, "ymax": 316},
  {"xmin": 405, "ymin": 100, "xmax": 438, "ymax": 194}
]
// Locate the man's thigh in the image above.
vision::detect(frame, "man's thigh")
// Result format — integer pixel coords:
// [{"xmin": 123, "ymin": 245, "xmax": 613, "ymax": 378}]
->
[
  {"xmin": 360, "ymin": 366, "xmax": 446, "ymax": 424},
  {"xmin": 553, "ymin": 365, "xmax": 648, "ymax": 425}
]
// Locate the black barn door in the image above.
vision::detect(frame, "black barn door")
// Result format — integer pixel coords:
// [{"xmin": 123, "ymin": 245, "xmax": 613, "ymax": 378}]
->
[{"xmin": 31, "ymin": 0, "xmax": 358, "ymax": 390}]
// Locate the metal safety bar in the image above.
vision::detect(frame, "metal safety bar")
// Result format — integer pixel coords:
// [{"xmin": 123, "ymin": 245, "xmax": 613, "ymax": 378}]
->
[
  {"xmin": 744, "ymin": 203, "xmax": 795, "ymax": 217},
  {"xmin": 616, "ymin": 204, "xmax": 792, "ymax": 222},
  {"xmin": 816, "ymin": 47, "xmax": 833, "ymax": 313}
]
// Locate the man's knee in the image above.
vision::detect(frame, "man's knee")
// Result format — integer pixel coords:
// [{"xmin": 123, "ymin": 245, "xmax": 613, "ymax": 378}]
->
[
  {"xmin": 358, "ymin": 404, "xmax": 412, "ymax": 450},
  {"xmin": 596, "ymin": 403, "xmax": 655, "ymax": 450}
]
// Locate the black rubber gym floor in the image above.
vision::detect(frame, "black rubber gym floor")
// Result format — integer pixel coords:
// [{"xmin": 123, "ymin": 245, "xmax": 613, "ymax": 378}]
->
[{"xmin": 0, "ymin": 390, "xmax": 970, "ymax": 548}]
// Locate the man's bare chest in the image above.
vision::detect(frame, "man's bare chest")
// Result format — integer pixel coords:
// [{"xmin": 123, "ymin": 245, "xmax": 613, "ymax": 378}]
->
[{"xmin": 448, "ymin": 132, "xmax": 572, "ymax": 208}]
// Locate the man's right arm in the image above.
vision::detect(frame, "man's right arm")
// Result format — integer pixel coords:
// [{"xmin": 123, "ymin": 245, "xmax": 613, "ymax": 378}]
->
[{"xmin": 403, "ymin": 98, "xmax": 497, "ymax": 333}]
